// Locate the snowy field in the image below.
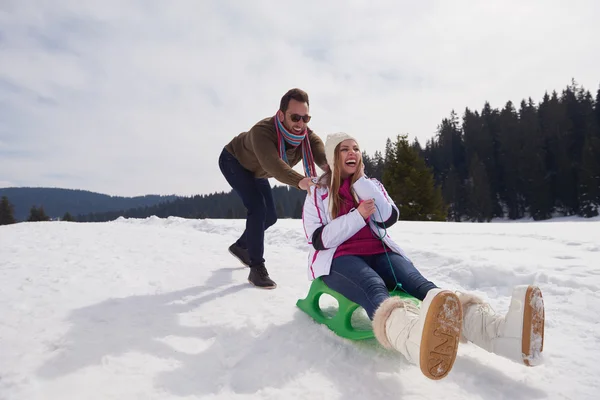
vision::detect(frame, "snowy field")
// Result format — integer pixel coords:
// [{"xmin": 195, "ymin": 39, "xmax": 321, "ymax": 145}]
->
[{"xmin": 1, "ymin": 216, "xmax": 599, "ymax": 400}]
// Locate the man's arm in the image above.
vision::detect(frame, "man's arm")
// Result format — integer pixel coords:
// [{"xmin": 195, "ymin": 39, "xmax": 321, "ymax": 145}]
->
[{"xmin": 249, "ymin": 126, "xmax": 306, "ymax": 188}]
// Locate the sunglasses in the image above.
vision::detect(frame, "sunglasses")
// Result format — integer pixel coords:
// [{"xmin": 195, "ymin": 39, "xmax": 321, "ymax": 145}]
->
[{"xmin": 289, "ymin": 113, "xmax": 311, "ymax": 123}]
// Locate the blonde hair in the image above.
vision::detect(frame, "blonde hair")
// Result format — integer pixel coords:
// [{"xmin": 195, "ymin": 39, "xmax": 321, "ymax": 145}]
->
[{"xmin": 320, "ymin": 142, "xmax": 364, "ymax": 219}]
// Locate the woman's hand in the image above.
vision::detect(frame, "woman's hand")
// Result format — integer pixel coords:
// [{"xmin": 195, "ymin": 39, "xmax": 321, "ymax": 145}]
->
[
  {"xmin": 355, "ymin": 163, "xmax": 365, "ymax": 179},
  {"xmin": 357, "ymin": 199, "xmax": 376, "ymax": 219}
]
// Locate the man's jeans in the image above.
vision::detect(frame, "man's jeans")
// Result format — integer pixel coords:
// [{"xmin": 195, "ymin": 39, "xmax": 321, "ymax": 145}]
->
[
  {"xmin": 322, "ymin": 253, "xmax": 438, "ymax": 320},
  {"xmin": 218, "ymin": 148, "xmax": 278, "ymax": 266}
]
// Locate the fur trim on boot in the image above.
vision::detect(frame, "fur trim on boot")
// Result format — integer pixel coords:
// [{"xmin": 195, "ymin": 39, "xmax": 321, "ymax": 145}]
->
[
  {"xmin": 372, "ymin": 296, "xmax": 403, "ymax": 349},
  {"xmin": 456, "ymin": 291, "xmax": 485, "ymax": 308},
  {"xmin": 456, "ymin": 291, "xmax": 486, "ymax": 343}
]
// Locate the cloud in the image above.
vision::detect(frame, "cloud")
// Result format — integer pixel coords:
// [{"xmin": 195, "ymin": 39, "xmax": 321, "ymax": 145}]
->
[{"xmin": 1, "ymin": 0, "xmax": 599, "ymax": 196}]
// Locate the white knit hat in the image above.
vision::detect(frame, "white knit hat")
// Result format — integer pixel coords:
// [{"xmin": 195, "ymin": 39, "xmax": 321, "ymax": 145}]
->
[{"xmin": 325, "ymin": 132, "xmax": 357, "ymax": 169}]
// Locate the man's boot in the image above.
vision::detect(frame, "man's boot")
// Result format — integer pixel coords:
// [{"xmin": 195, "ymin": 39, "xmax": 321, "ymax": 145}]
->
[
  {"xmin": 248, "ymin": 263, "xmax": 277, "ymax": 289},
  {"xmin": 228, "ymin": 243, "xmax": 251, "ymax": 267},
  {"xmin": 372, "ymin": 289, "xmax": 463, "ymax": 380},
  {"xmin": 457, "ymin": 285, "xmax": 545, "ymax": 366}
]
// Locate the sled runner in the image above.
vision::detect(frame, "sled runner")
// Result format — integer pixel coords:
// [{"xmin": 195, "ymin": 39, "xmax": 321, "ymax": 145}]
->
[{"xmin": 296, "ymin": 277, "xmax": 421, "ymax": 340}]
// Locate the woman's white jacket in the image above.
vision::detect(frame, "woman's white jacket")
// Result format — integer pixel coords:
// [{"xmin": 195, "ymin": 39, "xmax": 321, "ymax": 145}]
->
[{"xmin": 301, "ymin": 175, "xmax": 409, "ymax": 280}]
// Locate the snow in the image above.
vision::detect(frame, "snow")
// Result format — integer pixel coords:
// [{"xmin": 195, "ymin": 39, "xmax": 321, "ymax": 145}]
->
[{"xmin": 1, "ymin": 216, "xmax": 599, "ymax": 400}]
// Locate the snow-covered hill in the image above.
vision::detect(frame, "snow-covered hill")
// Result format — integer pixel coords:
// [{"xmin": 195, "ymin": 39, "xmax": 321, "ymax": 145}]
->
[{"xmin": 1, "ymin": 216, "xmax": 599, "ymax": 399}]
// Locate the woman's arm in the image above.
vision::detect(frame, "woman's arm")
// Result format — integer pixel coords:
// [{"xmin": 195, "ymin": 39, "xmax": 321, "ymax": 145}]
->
[
  {"xmin": 302, "ymin": 187, "xmax": 367, "ymax": 250},
  {"xmin": 352, "ymin": 176, "xmax": 399, "ymax": 227}
]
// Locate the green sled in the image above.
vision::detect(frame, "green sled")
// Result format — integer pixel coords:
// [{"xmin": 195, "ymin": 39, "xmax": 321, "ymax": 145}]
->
[{"xmin": 296, "ymin": 277, "xmax": 421, "ymax": 340}]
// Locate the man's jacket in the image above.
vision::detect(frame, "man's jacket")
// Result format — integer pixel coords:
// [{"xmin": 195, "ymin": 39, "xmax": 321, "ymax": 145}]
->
[{"xmin": 224, "ymin": 117, "xmax": 326, "ymax": 188}]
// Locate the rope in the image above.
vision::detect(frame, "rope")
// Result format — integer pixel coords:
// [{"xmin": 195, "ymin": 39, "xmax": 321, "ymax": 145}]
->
[{"xmin": 369, "ymin": 203, "xmax": 406, "ymax": 294}]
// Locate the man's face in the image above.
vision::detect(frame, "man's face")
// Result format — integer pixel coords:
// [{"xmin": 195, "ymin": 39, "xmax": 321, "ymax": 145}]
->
[{"xmin": 279, "ymin": 99, "xmax": 310, "ymax": 134}]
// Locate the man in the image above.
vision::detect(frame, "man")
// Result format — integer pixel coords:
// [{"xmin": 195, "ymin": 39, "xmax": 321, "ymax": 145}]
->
[{"xmin": 218, "ymin": 88, "xmax": 328, "ymax": 289}]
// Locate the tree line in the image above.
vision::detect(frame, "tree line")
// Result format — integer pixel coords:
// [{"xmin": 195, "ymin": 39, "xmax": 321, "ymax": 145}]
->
[
  {"xmin": 350, "ymin": 80, "xmax": 600, "ymax": 222},
  {"xmin": 0, "ymin": 187, "xmax": 305, "ymax": 224},
  {"xmin": 74, "ymin": 186, "xmax": 306, "ymax": 222},
  {"xmin": 422, "ymin": 79, "xmax": 600, "ymax": 221},
  {"xmin": 0, "ymin": 187, "xmax": 177, "ymax": 221},
  {"xmin": 1, "ymin": 79, "xmax": 598, "ymax": 226},
  {"xmin": 0, "ymin": 196, "xmax": 75, "ymax": 224}
]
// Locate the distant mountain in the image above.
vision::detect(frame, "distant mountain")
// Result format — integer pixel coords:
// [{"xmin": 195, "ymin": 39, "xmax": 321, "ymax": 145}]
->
[
  {"xmin": 0, "ymin": 187, "xmax": 180, "ymax": 221},
  {"xmin": 75, "ymin": 185, "xmax": 307, "ymax": 222}
]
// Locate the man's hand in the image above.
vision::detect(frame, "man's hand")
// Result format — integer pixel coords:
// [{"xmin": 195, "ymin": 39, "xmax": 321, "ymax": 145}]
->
[{"xmin": 298, "ymin": 177, "xmax": 317, "ymax": 191}]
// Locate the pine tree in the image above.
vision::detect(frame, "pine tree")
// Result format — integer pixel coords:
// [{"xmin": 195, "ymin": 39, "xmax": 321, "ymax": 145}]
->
[
  {"xmin": 519, "ymin": 98, "xmax": 553, "ymax": 220},
  {"xmin": 412, "ymin": 138, "xmax": 423, "ymax": 157},
  {"xmin": 440, "ymin": 167, "xmax": 460, "ymax": 221},
  {"xmin": 27, "ymin": 205, "xmax": 50, "ymax": 222},
  {"xmin": 384, "ymin": 138, "xmax": 395, "ymax": 166},
  {"xmin": 575, "ymin": 88, "xmax": 600, "ymax": 216},
  {"xmin": 362, "ymin": 151, "xmax": 375, "ymax": 178},
  {"xmin": 293, "ymin": 199, "xmax": 303, "ymax": 219},
  {"xmin": 497, "ymin": 100, "xmax": 525, "ymax": 219},
  {"xmin": 0, "ymin": 196, "xmax": 17, "ymax": 225},
  {"xmin": 462, "ymin": 107, "xmax": 499, "ymax": 219},
  {"xmin": 383, "ymin": 134, "xmax": 447, "ymax": 221},
  {"xmin": 539, "ymin": 91, "xmax": 571, "ymax": 215},
  {"xmin": 276, "ymin": 202, "xmax": 285, "ymax": 218},
  {"xmin": 578, "ymin": 134, "xmax": 600, "ymax": 217},
  {"xmin": 467, "ymin": 154, "xmax": 494, "ymax": 222},
  {"xmin": 480, "ymin": 102, "xmax": 504, "ymax": 218},
  {"xmin": 62, "ymin": 212, "xmax": 75, "ymax": 221},
  {"xmin": 372, "ymin": 150, "xmax": 385, "ymax": 182},
  {"xmin": 595, "ymin": 87, "xmax": 600, "ymax": 131},
  {"xmin": 442, "ymin": 167, "xmax": 464, "ymax": 222},
  {"xmin": 550, "ymin": 85, "xmax": 580, "ymax": 215},
  {"xmin": 434, "ymin": 111, "xmax": 467, "ymax": 218},
  {"xmin": 436, "ymin": 110, "xmax": 466, "ymax": 177},
  {"xmin": 361, "ymin": 149, "xmax": 386, "ymax": 182}
]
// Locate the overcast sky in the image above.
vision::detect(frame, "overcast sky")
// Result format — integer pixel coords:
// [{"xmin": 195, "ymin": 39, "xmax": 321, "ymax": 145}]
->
[{"xmin": 1, "ymin": 0, "xmax": 599, "ymax": 197}]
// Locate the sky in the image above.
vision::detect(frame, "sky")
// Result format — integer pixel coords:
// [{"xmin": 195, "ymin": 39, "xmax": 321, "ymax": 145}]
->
[{"xmin": 1, "ymin": 0, "xmax": 599, "ymax": 197}]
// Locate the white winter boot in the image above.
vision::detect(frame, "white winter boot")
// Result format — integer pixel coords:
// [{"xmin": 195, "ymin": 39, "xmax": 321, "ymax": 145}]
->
[
  {"xmin": 457, "ymin": 285, "xmax": 545, "ymax": 366},
  {"xmin": 372, "ymin": 289, "xmax": 463, "ymax": 380}
]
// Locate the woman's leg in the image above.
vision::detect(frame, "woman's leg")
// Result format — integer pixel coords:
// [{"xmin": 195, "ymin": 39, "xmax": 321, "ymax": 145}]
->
[
  {"xmin": 321, "ymin": 255, "xmax": 390, "ymax": 320},
  {"xmin": 323, "ymin": 254, "xmax": 462, "ymax": 380},
  {"xmin": 371, "ymin": 252, "xmax": 438, "ymax": 301}
]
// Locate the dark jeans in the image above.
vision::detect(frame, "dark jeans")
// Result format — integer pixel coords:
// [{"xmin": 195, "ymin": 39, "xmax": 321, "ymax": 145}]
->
[
  {"xmin": 218, "ymin": 148, "xmax": 277, "ymax": 266},
  {"xmin": 321, "ymin": 252, "xmax": 438, "ymax": 320}
]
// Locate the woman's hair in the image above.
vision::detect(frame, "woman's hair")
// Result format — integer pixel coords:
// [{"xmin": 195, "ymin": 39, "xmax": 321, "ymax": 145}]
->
[{"xmin": 319, "ymin": 142, "xmax": 364, "ymax": 219}]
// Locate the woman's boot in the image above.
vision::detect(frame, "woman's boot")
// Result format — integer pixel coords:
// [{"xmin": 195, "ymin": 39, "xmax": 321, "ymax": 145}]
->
[
  {"xmin": 373, "ymin": 289, "xmax": 463, "ymax": 380},
  {"xmin": 456, "ymin": 285, "xmax": 545, "ymax": 366}
]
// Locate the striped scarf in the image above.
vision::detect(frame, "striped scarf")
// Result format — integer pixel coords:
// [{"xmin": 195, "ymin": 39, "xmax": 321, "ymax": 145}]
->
[{"xmin": 274, "ymin": 113, "xmax": 317, "ymax": 177}]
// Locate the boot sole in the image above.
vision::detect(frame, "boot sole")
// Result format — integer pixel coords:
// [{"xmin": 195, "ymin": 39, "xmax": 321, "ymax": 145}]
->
[
  {"xmin": 247, "ymin": 279, "xmax": 277, "ymax": 289},
  {"xmin": 522, "ymin": 286, "xmax": 544, "ymax": 366},
  {"xmin": 419, "ymin": 290, "xmax": 463, "ymax": 380}
]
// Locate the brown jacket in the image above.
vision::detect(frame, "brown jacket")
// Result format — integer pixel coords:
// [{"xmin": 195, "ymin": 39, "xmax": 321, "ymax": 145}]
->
[{"xmin": 224, "ymin": 117, "xmax": 327, "ymax": 188}]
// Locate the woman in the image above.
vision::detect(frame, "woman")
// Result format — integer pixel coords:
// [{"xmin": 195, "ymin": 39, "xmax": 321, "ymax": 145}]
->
[{"xmin": 302, "ymin": 132, "xmax": 545, "ymax": 380}]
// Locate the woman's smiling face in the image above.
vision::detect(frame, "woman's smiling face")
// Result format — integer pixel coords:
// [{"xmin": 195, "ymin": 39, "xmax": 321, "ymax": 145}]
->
[{"xmin": 337, "ymin": 139, "xmax": 361, "ymax": 179}]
